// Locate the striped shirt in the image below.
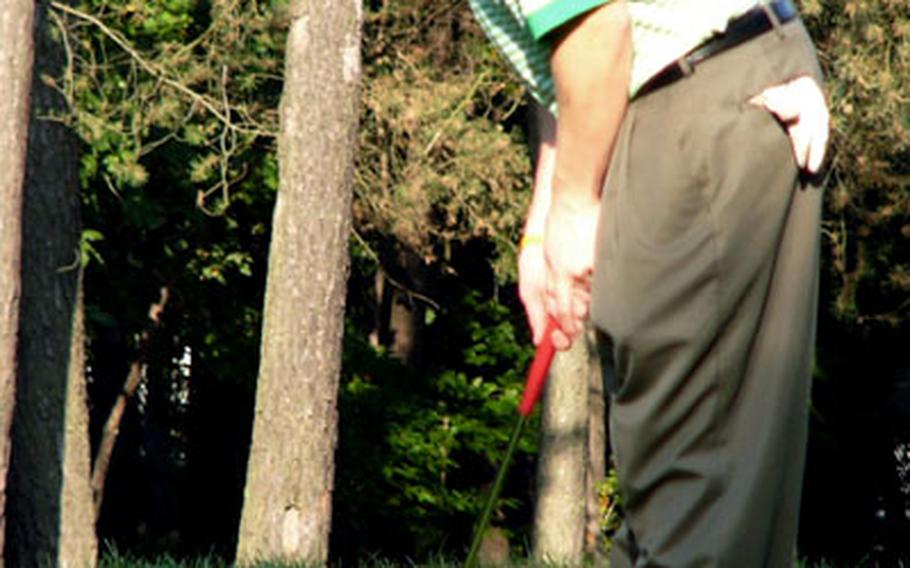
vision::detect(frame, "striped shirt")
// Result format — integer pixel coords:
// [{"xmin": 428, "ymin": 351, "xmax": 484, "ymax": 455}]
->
[{"xmin": 469, "ymin": 0, "xmax": 761, "ymax": 113}]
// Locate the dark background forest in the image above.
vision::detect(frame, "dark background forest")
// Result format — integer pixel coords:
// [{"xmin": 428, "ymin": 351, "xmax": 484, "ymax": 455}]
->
[{"xmin": 2, "ymin": 0, "xmax": 908, "ymax": 565}]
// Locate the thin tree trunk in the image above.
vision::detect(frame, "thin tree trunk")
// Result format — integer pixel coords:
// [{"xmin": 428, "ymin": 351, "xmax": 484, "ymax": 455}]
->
[
  {"xmin": 0, "ymin": 0, "xmax": 35, "ymax": 560},
  {"xmin": 90, "ymin": 288, "xmax": 168, "ymax": 521},
  {"xmin": 382, "ymin": 246, "xmax": 429, "ymax": 368},
  {"xmin": 235, "ymin": 0, "xmax": 361, "ymax": 563},
  {"xmin": 532, "ymin": 331, "xmax": 594, "ymax": 562},
  {"xmin": 5, "ymin": 2, "xmax": 97, "ymax": 564},
  {"xmin": 585, "ymin": 334, "xmax": 607, "ymax": 558},
  {"xmin": 58, "ymin": 283, "xmax": 96, "ymax": 566}
]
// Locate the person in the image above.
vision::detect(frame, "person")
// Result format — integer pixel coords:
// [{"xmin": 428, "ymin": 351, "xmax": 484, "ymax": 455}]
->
[{"xmin": 468, "ymin": 0, "xmax": 830, "ymax": 565}]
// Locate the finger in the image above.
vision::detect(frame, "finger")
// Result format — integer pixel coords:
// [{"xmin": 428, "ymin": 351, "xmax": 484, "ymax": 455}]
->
[
  {"xmin": 518, "ymin": 246, "xmax": 549, "ymax": 344},
  {"xmin": 805, "ymin": 105, "xmax": 830, "ymax": 174},
  {"xmin": 550, "ymin": 327, "xmax": 572, "ymax": 351},
  {"xmin": 544, "ymin": 278, "xmax": 575, "ymax": 347},
  {"xmin": 572, "ymin": 287, "xmax": 590, "ymax": 320},
  {"xmin": 805, "ymin": 134, "xmax": 827, "ymax": 174},
  {"xmin": 789, "ymin": 122, "xmax": 810, "ymax": 169},
  {"xmin": 568, "ymin": 279, "xmax": 592, "ymax": 335},
  {"xmin": 542, "ymin": 294, "xmax": 563, "ymax": 348},
  {"xmin": 553, "ymin": 277, "xmax": 575, "ymax": 339},
  {"xmin": 523, "ymin": 293, "xmax": 548, "ymax": 345}
]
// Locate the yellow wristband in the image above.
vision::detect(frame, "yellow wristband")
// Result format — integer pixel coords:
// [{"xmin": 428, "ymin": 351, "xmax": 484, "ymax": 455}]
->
[{"xmin": 520, "ymin": 233, "xmax": 544, "ymax": 250}]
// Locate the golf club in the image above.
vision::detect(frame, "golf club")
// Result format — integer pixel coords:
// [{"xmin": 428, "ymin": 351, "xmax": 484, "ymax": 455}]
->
[{"xmin": 463, "ymin": 319, "xmax": 558, "ymax": 568}]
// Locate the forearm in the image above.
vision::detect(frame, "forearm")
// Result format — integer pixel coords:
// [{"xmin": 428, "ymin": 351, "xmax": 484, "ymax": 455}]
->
[
  {"xmin": 525, "ymin": 101, "xmax": 557, "ymax": 236},
  {"xmin": 550, "ymin": 0, "xmax": 631, "ymax": 207}
]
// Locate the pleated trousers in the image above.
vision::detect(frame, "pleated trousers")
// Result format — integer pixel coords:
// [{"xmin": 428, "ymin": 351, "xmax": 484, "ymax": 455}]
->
[{"xmin": 590, "ymin": 17, "xmax": 825, "ymax": 568}]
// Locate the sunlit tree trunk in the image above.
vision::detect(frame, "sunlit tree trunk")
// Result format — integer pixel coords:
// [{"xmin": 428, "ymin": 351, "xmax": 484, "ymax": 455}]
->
[
  {"xmin": 532, "ymin": 332, "xmax": 595, "ymax": 562},
  {"xmin": 235, "ymin": 0, "xmax": 361, "ymax": 563},
  {"xmin": 0, "ymin": 0, "xmax": 35, "ymax": 560},
  {"xmin": 585, "ymin": 341, "xmax": 607, "ymax": 558},
  {"xmin": 5, "ymin": 2, "xmax": 97, "ymax": 565}
]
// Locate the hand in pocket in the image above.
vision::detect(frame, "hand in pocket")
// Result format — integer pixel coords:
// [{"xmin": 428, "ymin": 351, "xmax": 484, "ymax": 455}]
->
[{"xmin": 749, "ymin": 75, "xmax": 830, "ymax": 174}]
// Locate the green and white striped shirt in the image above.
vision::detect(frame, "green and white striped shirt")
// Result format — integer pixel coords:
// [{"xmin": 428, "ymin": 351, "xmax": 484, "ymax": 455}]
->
[{"xmin": 469, "ymin": 0, "xmax": 762, "ymax": 113}]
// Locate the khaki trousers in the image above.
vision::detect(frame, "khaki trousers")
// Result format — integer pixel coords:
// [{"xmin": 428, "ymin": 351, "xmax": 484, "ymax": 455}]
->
[{"xmin": 591, "ymin": 18, "xmax": 825, "ymax": 568}]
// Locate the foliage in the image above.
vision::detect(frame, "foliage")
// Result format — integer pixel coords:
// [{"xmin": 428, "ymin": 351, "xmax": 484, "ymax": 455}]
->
[
  {"xmin": 596, "ymin": 467, "xmax": 623, "ymax": 553},
  {"xmin": 334, "ymin": 292, "xmax": 537, "ymax": 560},
  {"xmin": 334, "ymin": 14, "xmax": 541, "ymax": 557},
  {"xmin": 355, "ymin": 0, "xmax": 532, "ymax": 281},
  {"xmin": 801, "ymin": 0, "xmax": 910, "ymax": 327},
  {"xmin": 797, "ymin": 5, "xmax": 910, "ymax": 561},
  {"xmin": 56, "ymin": 0, "xmax": 282, "ymax": 370},
  {"xmin": 59, "ymin": 0, "xmax": 281, "ymax": 211}
]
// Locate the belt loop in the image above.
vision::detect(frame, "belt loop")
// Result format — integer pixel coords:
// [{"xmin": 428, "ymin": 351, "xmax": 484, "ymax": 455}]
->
[
  {"xmin": 761, "ymin": 1, "xmax": 786, "ymax": 39},
  {"xmin": 677, "ymin": 57, "xmax": 694, "ymax": 76}
]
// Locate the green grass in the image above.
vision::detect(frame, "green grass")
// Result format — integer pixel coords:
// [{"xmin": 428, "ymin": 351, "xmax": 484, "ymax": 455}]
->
[
  {"xmin": 97, "ymin": 551, "xmax": 591, "ymax": 568},
  {"xmin": 99, "ymin": 552, "xmax": 229, "ymax": 568},
  {"xmin": 98, "ymin": 550, "xmax": 902, "ymax": 568}
]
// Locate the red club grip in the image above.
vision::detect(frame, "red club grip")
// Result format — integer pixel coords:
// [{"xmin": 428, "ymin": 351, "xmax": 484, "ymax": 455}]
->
[{"xmin": 517, "ymin": 319, "xmax": 558, "ymax": 417}]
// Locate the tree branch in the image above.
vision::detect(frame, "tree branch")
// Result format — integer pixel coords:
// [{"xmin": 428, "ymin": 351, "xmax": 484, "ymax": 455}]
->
[
  {"xmin": 49, "ymin": 1, "xmax": 274, "ymax": 139},
  {"xmin": 90, "ymin": 287, "xmax": 170, "ymax": 521}
]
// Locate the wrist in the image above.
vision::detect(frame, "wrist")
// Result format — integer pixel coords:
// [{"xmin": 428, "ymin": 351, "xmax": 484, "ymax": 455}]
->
[
  {"xmin": 549, "ymin": 189, "xmax": 600, "ymax": 214},
  {"xmin": 551, "ymin": 172, "xmax": 600, "ymax": 208},
  {"xmin": 520, "ymin": 232, "xmax": 544, "ymax": 251}
]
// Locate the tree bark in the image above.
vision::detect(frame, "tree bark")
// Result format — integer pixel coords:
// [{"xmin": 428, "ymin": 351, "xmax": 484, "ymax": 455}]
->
[
  {"xmin": 585, "ymin": 335, "xmax": 607, "ymax": 557},
  {"xmin": 57, "ymin": 288, "xmax": 96, "ymax": 567},
  {"xmin": 379, "ymin": 245, "xmax": 429, "ymax": 368},
  {"xmin": 532, "ymin": 330, "xmax": 596, "ymax": 562},
  {"xmin": 0, "ymin": 0, "xmax": 35, "ymax": 561},
  {"xmin": 5, "ymin": 2, "xmax": 97, "ymax": 565},
  {"xmin": 235, "ymin": 0, "xmax": 361, "ymax": 564}
]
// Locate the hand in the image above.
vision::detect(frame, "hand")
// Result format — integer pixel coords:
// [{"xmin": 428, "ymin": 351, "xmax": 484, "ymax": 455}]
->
[
  {"xmin": 749, "ymin": 75, "xmax": 830, "ymax": 174},
  {"xmin": 543, "ymin": 195, "xmax": 599, "ymax": 350},
  {"xmin": 518, "ymin": 238, "xmax": 548, "ymax": 346}
]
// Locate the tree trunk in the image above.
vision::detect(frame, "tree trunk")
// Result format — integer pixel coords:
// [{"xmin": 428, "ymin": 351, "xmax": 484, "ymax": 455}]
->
[
  {"xmin": 532, "ymin": 330, "xmax": 596, "ymax": 562},
  {"xmin": 57, "ymin": 289, "xmax": 96, "ymax": 567},
  {"xmin": 5, "ymin": 2, "xmax": 97, "ymax": 565},
  {"xmin": 235, "ymin": 0, "xmax": 361, "ymax": 564},
  {"xmin": 378, "ymin": 245, "xmax": 429, "ymax": 368},
  {"xmin": 585, "ymin": 335, "xmax": 607, "ymax": 557},
  {"xmin": 0, "ymin": 0, "xmax": 35, "ymax": 560}
]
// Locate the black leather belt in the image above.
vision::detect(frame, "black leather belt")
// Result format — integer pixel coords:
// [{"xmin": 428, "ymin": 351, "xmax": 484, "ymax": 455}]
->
[{"xmin": 635, "ymin": 0, "xmax": 798, "ymax": 98}]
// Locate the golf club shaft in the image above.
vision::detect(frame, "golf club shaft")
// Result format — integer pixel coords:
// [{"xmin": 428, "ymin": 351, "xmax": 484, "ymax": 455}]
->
[
  {"xmin": 464, "ymin": 320, "xmax": 558, "ymax": 568},
  {"xmin": 464, "ymin": 413, "xmax": 527, "ymax": 568}
]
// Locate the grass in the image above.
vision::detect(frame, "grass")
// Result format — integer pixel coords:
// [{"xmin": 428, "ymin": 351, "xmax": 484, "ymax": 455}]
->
[
  {"xmin": 98, "ymin": 553, "xmax": 901, "ymax": 568},
  {"xmin": 97, "ymin": 550, "xmax": 600, "ymax": 568}
]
